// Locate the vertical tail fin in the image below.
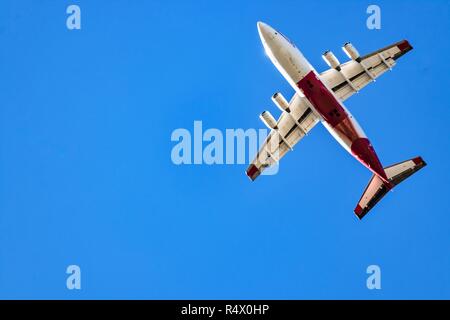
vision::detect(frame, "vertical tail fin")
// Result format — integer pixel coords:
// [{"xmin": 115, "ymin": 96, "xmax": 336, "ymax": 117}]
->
[{"xmin": 355, "ymin": 157, "xmax": 426, "ymax": 219}]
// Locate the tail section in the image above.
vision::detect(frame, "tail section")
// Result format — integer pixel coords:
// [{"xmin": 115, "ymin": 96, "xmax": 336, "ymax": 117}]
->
[{"xmin": 354, "ymin": 157, "xmax": 426, "ymax": 219}]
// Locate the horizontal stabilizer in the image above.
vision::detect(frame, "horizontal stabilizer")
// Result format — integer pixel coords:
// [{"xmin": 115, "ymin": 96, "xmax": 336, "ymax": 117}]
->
[{"xmin": 355, "ymin": 157, "xmax": 426, "ymax": 219}]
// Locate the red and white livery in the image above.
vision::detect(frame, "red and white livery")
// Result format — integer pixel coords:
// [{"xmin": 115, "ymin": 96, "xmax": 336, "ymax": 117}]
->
[{"xmin": 247, "ymin": 22, "xmax": 426, "ymax": 219}]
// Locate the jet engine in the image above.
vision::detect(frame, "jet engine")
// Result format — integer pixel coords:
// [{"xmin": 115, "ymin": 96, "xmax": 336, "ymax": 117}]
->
[
  {"xmin": 271, "ymin": 92, "xmax": 290, "ymax": 112},
  {"xmin": 322, "ymin": 50, "xmax": 340, "ymax": 70},
  {"xmin": 342, "ymin": 42, "xmax": 361, "ymax": 62},
  {"xmin": 260, "ymin": 111, "xmax": 277, "ymax": 130}
]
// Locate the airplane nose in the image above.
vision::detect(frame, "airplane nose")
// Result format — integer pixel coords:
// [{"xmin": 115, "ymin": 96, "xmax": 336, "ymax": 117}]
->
[
  {"xmin": 256, "ymin": 21, "xmax": 264, "ymax": 31},
  {"xmin": 257, "ymin": 21, "xmax": 272, "ymax": 42}
]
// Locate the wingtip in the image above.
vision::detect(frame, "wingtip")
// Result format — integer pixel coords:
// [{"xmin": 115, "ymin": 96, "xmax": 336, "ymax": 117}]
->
[
  {"xmin": 354, "ymin": 205, "xmax": 365, "ymax": 220},
  {"xmin": 246, "ymin": 164, "xmax": 260, "ymax": 181},
  {"xmin": 412, "ymin": 156, "xmax": 426, "ymax": 167},
  {"xmin": 398, "ymin": 39, "xmax": 413, "ymax": 53}
]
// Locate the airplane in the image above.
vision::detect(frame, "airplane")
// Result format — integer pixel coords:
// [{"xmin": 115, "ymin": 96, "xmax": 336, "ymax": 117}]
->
[{"xmin": 246, "ymin": 22, "xmax": 426, "ymax": 219}]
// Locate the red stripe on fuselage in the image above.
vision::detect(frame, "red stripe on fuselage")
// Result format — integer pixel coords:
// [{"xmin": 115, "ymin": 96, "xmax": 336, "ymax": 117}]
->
[
  {"xmin": 297, "ymin": 72, "xmax": 347, "ymax": 127},
  {"xmin": 351, "ymin": 137, "xmax": 388, "ymax": 183},
  {"xmin": 297, "ymin": 71, "xmax": 388, "ymax": 181}
]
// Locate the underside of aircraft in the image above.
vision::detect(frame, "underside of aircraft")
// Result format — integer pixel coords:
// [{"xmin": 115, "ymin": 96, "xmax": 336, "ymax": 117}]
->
[{"xmin": 247, "ymin": 22, "xmax": 426, "ymax": 219}]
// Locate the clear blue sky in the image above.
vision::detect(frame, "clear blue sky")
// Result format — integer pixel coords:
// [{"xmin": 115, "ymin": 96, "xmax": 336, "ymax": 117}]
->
[{"xmin": 0, "ymin": 0, "xmax": 449, "ymax": 299}]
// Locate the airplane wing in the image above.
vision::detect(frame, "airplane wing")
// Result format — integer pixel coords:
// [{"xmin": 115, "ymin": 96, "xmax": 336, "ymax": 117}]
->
[
  {"xmin": 246, "ymin": 94, "xmax": 320, "ymax": 180},
  {"xmin": 319, "ymin": 40, "xmax": 413, "ymax": 102}
]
